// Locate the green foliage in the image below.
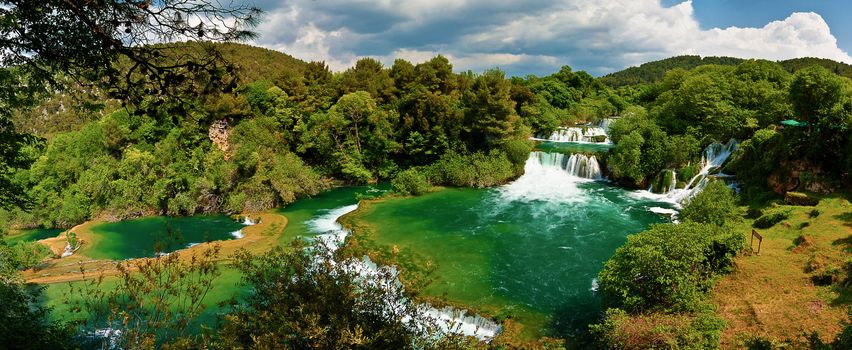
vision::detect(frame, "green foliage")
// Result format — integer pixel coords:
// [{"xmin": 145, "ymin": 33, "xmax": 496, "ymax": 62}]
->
[
  {"xmin": 753, "ymin": 210, "xmax": 790, "ymax": 229},
  {"xmin": 590, "ymin": 307, "xmax": 725, "ymax": 350},
  {"xmin": 463, "ymin": 69, "xmax": 519, "ymax": 151},
  {"xmin": 681, "ymin": 180, "xmax": 739, "ymax": 226},
  {"xmin": 601, "ymin": 55, "xmax": 746, "ymax": 87},
  {"xmin": 790, "ymin": 66, "xmax": 845, "ymax": 124},
  {"xmin": 0, "ymin": 279, "xmax": 74, "ymax": 349},
  {"xmin": 392, "ymin": 168, "xmax": 431, "ymax": 196},
  {"xmin": 70, "ymin": 245, "xmax": 223, "ymax": 349},
  {"xmin": 598, "ymin": 222, "xmax": 743, "ymax": 313},
  {"xmin": 428, "ymin": 150, "xmax": 519, "ymax": 188},
  {"xmin": 219, "ymin": 243, "xmax": 433, "ymax": 349}
]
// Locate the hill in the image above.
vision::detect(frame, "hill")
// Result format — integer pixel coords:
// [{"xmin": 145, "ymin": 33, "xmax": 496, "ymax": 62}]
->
[
  {"xmin": 600, "ymin": 55, "xmax": 744, "ymax": 87},
  {"xmin": 12, "ymin": 42, "xmax": 311, "ymax": 138},
  {"xmin": 601, "ymin": 55, "xmax": 852, "ymax": 87}
]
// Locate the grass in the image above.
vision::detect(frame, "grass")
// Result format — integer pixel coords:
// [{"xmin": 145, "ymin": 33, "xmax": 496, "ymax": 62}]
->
[{"xmin": 711, "ymin": 193, "xmax": 852, "ymax": 347}]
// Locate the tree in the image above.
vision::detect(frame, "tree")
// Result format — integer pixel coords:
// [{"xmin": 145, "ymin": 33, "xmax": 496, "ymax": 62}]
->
[
  {"xmin": 218, "ymin": 243, "xmax": 438, "ymax": 350},
  {"xmin": 341, "ymin": 58, "xmax": 396, "ymax": 104},
  {"xmin": 0, "ymin": 0, "xmax": 261, "ymax": 209},
  {"xmin": 790, "ymin": 66, "xmax": 844, "ymax": 123},
  {"xmin": 69, "ymin": 245, "xmax": 223, "ymax": 349},
  {"xmin": 598, "ymin": 223, "xmax": 742, "ymax": 313},
  {"xmin": 463, "ymin": 69, "xmax": 518, "ymax": 151},
  {"xmin": 681, "ymin": 180, "xmax": 739, "ymax": 226},
  {"xmin": 1, "ymin": 241, "xmax": 74, "ymax": 349}
]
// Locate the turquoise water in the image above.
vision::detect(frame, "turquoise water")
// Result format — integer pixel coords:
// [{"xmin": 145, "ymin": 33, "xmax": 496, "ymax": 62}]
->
[
  {"xmin": 87, "ymin": 216, "xmax": 245, "ymax": 260},
  {"xmin": 275, "ymin": 184, "xmax": 391, "ymax": 243},
  {"xmin": 347, "ymin": 151, "xmax": 674, "ymax": 336},
  {"xmin": 4, "ymin": 228, "xmax": 64, "ymax": 246},
  {"xmin": 535, "ymin": 140, "xmax": 613, "ymax": 154}
]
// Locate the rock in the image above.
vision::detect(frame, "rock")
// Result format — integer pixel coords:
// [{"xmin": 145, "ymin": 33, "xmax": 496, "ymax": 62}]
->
[
  {"xmin": 768, "ymin": 159, "xmax": 835, "ymax": 195},
  {"xmin": 209, "ymin": 119, "xmax": 232, "ymax": 158}
]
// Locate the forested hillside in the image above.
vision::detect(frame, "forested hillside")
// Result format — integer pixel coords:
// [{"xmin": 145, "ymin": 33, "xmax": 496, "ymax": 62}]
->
[
  {"xmin": 601, "ymin": 55, "xmax": 852, "ymax": 87},
  {"xmin": 4, "ymin": 43, "xmax": 626, "ymax": 229}
]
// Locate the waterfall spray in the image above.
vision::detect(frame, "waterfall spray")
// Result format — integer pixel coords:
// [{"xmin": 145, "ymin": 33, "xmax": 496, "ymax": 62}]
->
[{"xmin": 636, "ymin": 140, "xmax": 738, "ymax": 207}]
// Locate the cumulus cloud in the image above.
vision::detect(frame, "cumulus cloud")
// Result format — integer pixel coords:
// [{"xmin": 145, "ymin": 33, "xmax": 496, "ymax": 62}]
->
[{"xmin": 246, "ymin": 0, "xmax": 852, "ymax": 76}]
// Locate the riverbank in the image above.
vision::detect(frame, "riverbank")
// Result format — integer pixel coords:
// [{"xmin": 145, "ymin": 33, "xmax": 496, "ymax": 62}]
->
[{"xmin": 22, "ymin": 212, "xmax": 287, "ymax": 284}]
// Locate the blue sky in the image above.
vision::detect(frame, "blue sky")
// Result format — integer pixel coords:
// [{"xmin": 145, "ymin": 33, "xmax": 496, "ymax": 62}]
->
[{"xmin": 245, "ymin": 0, "xmax": 852, "ymax": 76}]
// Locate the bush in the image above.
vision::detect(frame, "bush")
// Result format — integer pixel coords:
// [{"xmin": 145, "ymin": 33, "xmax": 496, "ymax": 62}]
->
[
  {"xmin": 681, "ymin": 180, "xmax": 738, "ymax": 226},
  {"xmin": 753, "ymin": 211, "xmax": 790, "ymax": 229},
  {"xmin": 784, "ymin": 191, "xmax": 819, "ymax": 206},
  {"xmin": 0, "ymin": 241, "xmax": 52, "ymax": 270},
  {"xmin": 392, "ymin": 168, "xmax": 431, "ymax": 196},
  {"xmin": 591, "ymin": 307, "xmax": 725, "ymax": 350},
  {"xmin": 598, "ymin": 223, "xmax": 743, "ymax": 313},
  {"xmin": 809, "ymin": 209, "xmax": 821, "ymax": 218},
  {"xmin": 428, "ymin": 150, "xmax": 518, "ymax": 188}
]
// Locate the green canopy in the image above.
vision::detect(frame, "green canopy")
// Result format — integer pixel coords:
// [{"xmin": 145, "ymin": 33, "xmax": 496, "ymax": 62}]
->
[{"xmin": 780, "ymin": 119, "xmax": 808, "ymax": 127}]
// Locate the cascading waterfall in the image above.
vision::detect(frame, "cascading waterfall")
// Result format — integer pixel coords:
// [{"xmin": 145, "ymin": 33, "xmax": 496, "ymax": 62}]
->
[
  {"xmin": 500, "ymin": 151, "xmax": 601, "ymax": 203},
  {"xmin": 536, "ymin": 127, "xmax": 610, "ymax": 143},
  {"xmin": 231, "ymin": 216, "xmax": 257, "ymax": 239},
  {"xmin": 597, "ymin": 117, "xmax": 615, "ymax": 134},
  {"xmin": 533, "ymin": 118, "xmax": 617, "ymax": 144},
  {"xmin": 534, "ymin": 151, "xmax": 602, "ymax": 179},
  {"xmin": 307, "ymin": 205, "xmax": 502, "ymax": 340},
  {"xmin": 637, "ymin": 140, "xmax": 738, "ymax": 207}
]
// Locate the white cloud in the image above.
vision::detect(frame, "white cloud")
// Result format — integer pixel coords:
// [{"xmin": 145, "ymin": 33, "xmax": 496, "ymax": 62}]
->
[{"xmin": 248, "ymin": 0, "xmax": 852, "ymax": 75}]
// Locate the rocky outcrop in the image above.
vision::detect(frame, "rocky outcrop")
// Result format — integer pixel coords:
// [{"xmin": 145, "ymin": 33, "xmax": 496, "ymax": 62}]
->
[
  {"xmin": 209, "ymin": 119, "xmax": 232, "ymax": 159},
  {"xmin": 768, "ymin": 159, "xmax": 835, "ymax": 195}
]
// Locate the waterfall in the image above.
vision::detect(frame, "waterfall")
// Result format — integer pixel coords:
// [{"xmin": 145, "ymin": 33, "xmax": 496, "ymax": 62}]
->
[
  {"xmin": 306, "ymin": 205, "xmax": 502, "ymax": 340},
  {"xmin": 500, "ymin": 152, "xmax": 601, "ymax": 203},
  {"xmin": 634, "ymin": 140, "xmax": 738, "ymax": 207},
  {"xmin": 534, "ymin": 152, "xmax": 602, "ymax": 179},
  {"xmin": 242, "ymin": 216, "xmax": 256, "ymax": 225},
  {"xmin": 598, "ymin": 118, "xmax": 615, "ymax": 134},
  {"xmin": 534, "ymin": 126, "xmax": 610, "ymax": 143}
]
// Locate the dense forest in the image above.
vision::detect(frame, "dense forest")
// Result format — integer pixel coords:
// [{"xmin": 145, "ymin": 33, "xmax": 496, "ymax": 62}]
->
[
  {"xmin": 3, "ymin": 39, "xmax": 852, "ymax": 348},
  {"xmin": 601, "ymin": 55, "xmax": 852, "ymax": 87},
  {"xmin": 1, "ymin": 43, "xmax": 630, "ymax": 229}
]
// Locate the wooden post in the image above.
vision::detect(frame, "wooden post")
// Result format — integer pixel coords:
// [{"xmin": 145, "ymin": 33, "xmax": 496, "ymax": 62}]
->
[{"xmin": 751, "ymin": 229, "xmax": 763, "ymax": 255}]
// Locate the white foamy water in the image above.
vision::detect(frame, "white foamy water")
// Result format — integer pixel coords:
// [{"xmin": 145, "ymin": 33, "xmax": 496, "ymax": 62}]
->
[
  {"xmin": 500, "ymin": 152, "xmax": 594, "ymax": 203},
  {"xmin": 230, "ymin": 230, "xmax": 244, "ymax": 239},
  {"xmin": 631, "ymin": 140, "xmax": 738, "ymax": 208},
  {"xmin": 61, "ymin": 243, "xmax": 76, "ymax": 258},
  {"xmin": 306, "ymin": 204, "xmax": 501, "ymax": 340},
  {"xmin": 308, "ymin": 204, "xmax": 359, "ymax": 252}
]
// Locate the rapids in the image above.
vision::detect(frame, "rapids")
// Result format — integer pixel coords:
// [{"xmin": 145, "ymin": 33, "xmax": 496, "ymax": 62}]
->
[{"xmin": 347, "ymin": 147, "xmax": 675, "ymax": 336}]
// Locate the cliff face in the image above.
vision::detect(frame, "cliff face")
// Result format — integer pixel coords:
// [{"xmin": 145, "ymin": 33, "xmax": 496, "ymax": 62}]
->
[
  {"xmin": 209, "ymin": 119, "xmax": 232, "ymax": 159},
  {"xmin": 768, "ymin": 159, "xmax": 835, "ymax": 195}
]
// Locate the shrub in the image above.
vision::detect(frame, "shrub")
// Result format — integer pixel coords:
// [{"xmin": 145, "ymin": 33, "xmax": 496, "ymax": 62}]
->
[
  {"xmin": 590, "ymin": 307, "xmax": 725, "ymax": 350},
  {"xmin": 598, "ymin": 223, "xmax": 743, "ymax": 313},
  {"xmin": 681, "ymin": 180, "xmax": 738, "ymax": 226},
  {"xmin": 428, "ymin": 150, "xmax": 518, "ymax": 188},
  {"xmin": 784, "ymin": 191, "xmax": 819, "ymax": 206},
  {"xmin": 391, "ymin": 168, "xmax": 431, "ymax": 196},
  {"xmin": 809, "ymin": 209, "xmax": 821, "ymax": 218},
  {"xmin": 753, "ymin": 211, "xmax": 790, "ymax": 229}
]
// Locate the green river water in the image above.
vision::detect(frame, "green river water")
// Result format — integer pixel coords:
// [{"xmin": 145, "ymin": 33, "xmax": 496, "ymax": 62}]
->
[
  {"xmin": 41, "ymin": 144, "xmax": 677, "ymax": 339},
  {"xmin": 348, "ymin": 172, "xmax": 671, "ymax": 336},
  {"xmin": 85, "ymin": 215, "xmax": 245, "ymax": 260}
]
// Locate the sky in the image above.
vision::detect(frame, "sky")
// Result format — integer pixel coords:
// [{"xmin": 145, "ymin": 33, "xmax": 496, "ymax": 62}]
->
[{"xmin": 243, "ymin": 0, "xmax": 852, "ymax": 77}]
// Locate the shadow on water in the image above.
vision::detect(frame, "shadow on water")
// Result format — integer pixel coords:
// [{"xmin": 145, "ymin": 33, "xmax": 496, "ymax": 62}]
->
[{"xmin": 547, "ymin": 294, "xmax": 603, "ymax": 349}]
